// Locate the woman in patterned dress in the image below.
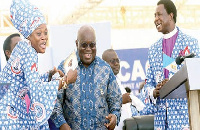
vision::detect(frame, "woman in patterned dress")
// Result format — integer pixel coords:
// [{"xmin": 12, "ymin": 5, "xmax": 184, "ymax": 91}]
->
[{"xmin": 0, "ymin": 0, "xmax": 77, "ymax": 129}]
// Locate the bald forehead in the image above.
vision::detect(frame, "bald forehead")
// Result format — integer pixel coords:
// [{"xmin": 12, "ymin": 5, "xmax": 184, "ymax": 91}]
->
[
  {"xmin": 77, "ymin": 25, "xmax": 96, "ymax": 40},
  {"xmin": 102, "ymin": 49, "xmax": 118, "ymax": 61}
]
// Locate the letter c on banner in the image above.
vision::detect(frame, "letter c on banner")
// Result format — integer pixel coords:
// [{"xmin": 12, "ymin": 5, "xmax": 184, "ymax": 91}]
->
[{"xmin": 118, "ymin": 61, "xmax": 130, "ymax": 82}]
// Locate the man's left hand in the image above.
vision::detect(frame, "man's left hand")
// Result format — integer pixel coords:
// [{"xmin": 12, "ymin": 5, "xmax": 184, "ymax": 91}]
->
[
  {"xmin": 122, "ymin": 93, "xmax": 132, "ymax": 104},
  {"xmin": 48, "ymin": 67, "xmax": 64, "ymax": 81},
  {"xmin": 104, "ymin": 114, "xmax": 116, "ymax": 130}
]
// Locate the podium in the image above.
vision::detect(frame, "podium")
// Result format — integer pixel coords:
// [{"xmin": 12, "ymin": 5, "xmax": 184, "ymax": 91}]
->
[{"xmin": 160, "ymin": 58, "xmax": 200, "ymax": 130}]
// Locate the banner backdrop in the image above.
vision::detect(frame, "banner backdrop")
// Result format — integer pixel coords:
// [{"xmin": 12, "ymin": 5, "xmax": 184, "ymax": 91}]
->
[{"xmin": 115, "ymin": 48, "xmax": 149, "ymax": 96}]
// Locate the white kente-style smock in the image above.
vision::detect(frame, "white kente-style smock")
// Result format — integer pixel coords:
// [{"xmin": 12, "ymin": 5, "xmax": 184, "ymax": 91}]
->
[
  {"xmin": 0, "ymin": 40, "xmax": 59, "ymax": 129},
  {"xmin": 144, "ymin": 27, "xmax": 200, "ymax": 129}
]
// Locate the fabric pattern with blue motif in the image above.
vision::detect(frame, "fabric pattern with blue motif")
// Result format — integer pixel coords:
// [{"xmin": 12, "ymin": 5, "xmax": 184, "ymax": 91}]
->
[
  {"xmin": 0, "ymin": 40, "xmax": 59, "ymax": 129},
  {"xmin": 10, "ymin": 0, "xmax": 46, "ymax": 38},
  {"xmin": 138, "ymin": 87, "xmax": 155, "ymax": 116},
  {"xmin": 51, "ymin": 55, "xmax": 122, "ymax": 129},
  {"xmin": 144, "ymin": 28, "xmax": 200, "ymax": 129}
]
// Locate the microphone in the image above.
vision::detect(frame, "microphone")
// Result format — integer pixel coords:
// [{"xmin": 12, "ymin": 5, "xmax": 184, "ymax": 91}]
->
[{"xmin": 175, "ymin": 53, "xmax": 196, "ymax": 65}]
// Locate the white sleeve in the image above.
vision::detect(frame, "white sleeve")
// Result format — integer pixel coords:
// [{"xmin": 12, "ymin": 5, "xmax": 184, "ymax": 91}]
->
[
  {"xmin": 149, "ymin": 88, "xmax": 157, "ymax": 104},
  {"xmin": 130, "ymin": 94, "xmax": 145, "ymax": 111}
]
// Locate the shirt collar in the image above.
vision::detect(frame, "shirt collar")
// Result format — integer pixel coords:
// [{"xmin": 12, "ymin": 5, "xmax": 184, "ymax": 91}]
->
[{"xmin": 163, "ymin": 27, "xmax": 178, "ymax": 39}]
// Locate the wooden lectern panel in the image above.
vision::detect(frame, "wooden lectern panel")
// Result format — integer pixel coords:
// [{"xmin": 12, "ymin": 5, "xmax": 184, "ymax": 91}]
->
[{"xmin": 187, "ymin": 90, "xmax": 200, "ymax": 130}]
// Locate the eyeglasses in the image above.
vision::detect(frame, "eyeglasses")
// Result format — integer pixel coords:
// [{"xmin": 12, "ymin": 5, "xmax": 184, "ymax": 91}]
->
[
  {"xmin": 80, "ymin": 42, "xmax": 96, "ymax": 49},
  {"xmin": 109, "ymin": 59, "xmax": 120, "ymax": 64}
]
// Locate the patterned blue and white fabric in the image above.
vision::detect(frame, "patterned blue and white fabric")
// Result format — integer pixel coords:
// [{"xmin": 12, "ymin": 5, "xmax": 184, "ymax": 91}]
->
[
  {"xmin": 0, "ymin": 40, "xmax": 59, "ymax": 129},
  {"xmin": 51, "ymin": 55, "xmax": 122, "ymax": 129},
  {"xmin": 144, "ymin": 28, "xmax": 200, "ymax": 129},
  {"xmin": 10, "ymin": 0, "xmax": 46, "ymax": 38},
  {"xmin": 138, "ymin": 88, "xmax": 155, "ymax": 116}
]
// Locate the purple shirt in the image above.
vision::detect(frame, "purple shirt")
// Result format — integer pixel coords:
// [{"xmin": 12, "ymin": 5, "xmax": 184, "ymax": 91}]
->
[{"xmin": 162, "ymin": 31, "xmax": 178, "ymax": 78}]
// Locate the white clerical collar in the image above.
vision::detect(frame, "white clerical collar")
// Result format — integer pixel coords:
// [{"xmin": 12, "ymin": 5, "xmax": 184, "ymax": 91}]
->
[{"xmin": 163, "ymin": 27, "xmax": 178, "ymax": 39}]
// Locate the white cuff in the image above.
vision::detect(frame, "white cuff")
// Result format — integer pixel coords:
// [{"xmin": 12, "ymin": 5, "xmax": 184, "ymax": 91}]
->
[
  {"xmin": 130, "ymin": 95, "xmax": 145, "ymax": 111},
  {"xmin": 149, "ymin": 88, "xmax": 157, "ymax": 104}
]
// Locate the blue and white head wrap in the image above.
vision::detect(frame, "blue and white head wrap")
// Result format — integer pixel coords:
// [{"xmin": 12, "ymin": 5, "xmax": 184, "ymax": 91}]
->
[{"xmin": 10, "ymin": 0, "xmax": 46, "ymax": 38}]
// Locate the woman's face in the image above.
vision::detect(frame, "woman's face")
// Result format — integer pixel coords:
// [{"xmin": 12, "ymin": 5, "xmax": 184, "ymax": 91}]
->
[{"xmin": 28, "ymin": 24, "xmax": 48, "ymax": 53}]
